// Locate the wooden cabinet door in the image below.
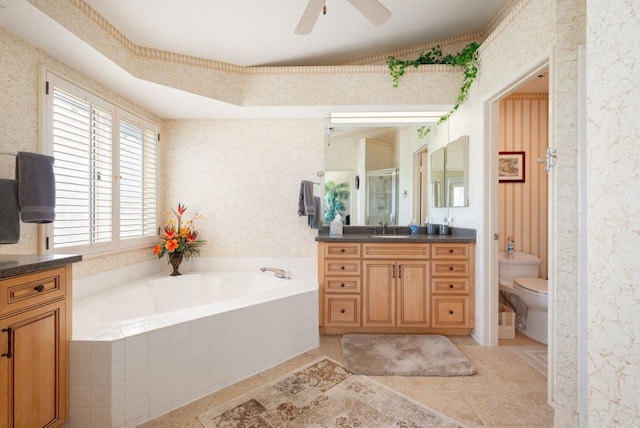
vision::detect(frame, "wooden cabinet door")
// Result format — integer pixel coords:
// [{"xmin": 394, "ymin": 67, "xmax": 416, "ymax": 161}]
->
[
  {"xmin": 0, "ymin": 299, "xmax": 67, "ymax": 428},
  {"xmin": 362, "ymin": 260, "xmax": 395, "ymax": 327},
  {"xmin": 396, "ymin": 261, "xmax": 430, "ymax": 327}
]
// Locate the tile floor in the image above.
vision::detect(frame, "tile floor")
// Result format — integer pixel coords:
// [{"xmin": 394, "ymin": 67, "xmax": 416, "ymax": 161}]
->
[{"xmin": 139, "ymin": 333, "xmax": 553, "ymax": 427}]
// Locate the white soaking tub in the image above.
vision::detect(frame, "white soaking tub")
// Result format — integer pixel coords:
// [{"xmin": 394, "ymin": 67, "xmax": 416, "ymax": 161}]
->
[{"xmin": 68, "ymin": 259, "xmax": 318, "ymax": 428}]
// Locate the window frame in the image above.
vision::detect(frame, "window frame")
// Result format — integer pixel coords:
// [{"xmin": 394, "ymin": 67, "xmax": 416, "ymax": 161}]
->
[{"xmin": 41, "ymin": 70, "xmax": 159, "ymax": 256}]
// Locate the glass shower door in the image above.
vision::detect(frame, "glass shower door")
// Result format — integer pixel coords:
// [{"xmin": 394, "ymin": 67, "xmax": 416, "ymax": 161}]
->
[{"xmin": 366, "ymin": 168, "xmax": 399, "ymax": 226}]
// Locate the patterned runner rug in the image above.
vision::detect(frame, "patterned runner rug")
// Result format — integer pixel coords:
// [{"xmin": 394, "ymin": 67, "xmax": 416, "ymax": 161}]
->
[
  {"xmin": 197, "ymin": 357, "xmax": 467, "ymax": 427},
  {"xmin": 341, "ymin": 334, "xmax": 477, "ymax": 376}
]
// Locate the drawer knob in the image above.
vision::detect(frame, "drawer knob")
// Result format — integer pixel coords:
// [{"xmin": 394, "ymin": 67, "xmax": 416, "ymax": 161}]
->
[
  {"xmin": 341, "ymin": 283, "xmax": 345, "ymax": 287},
  {"xmin": 449, "ymin": 284, "xmax": 454, "ymax": 289},
  {"xmin": 449, "ymin": 310, "xmax": 454, "ymax": 315},
  {"xmin": 341, "ymin": 309, "xmax": 346, "ymax": 314},
  {"xmin": 34, "ymin": 284, "xmax": 45, "ymax": 293},
  {"xmin": 449, "ymin": 249, "xmax": 454, "ymax": 253},
  {"xmin": 341, "ymin": 248, "xmax": 345, "ymax": 252},
  {"xmin": 341, "ymin": 266, "xmax": 345, "ymax": 270},
  {"xmin": 449, "ymin": 266, "xmax": 454, "ymax": 271}
]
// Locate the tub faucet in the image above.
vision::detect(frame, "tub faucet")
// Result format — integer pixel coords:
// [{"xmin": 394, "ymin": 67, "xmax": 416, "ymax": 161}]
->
[{"xmin": 260, "ymin": 267, "xmax": 290, "ymax": 279}]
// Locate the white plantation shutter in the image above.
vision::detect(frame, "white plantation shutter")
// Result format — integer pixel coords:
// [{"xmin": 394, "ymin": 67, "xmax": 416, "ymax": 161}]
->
[
  {"xmin": 143, "ymin": 128, "xmax": 158, "ymax": 237},
  {"xmin": 44, "ymin": 72, "xmax": 158, "ymax": 254},
  {"xmin": 119, "ymin": 117, "xmax": 157, "ymax": 240}
]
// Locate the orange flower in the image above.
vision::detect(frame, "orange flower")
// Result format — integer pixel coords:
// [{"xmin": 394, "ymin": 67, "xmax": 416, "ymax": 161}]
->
[
  {"xmin": 165, "ymin": 239, "xmax": 179, "ymax": 252},
  {"xmin": 177, "ymin": 203, "xmax": 187, "ymax": 216},
  {"xmin": 153, "ymin": 244, "xmax": 162, "ymax": 255},
  {"xmin": 180, "ymin": 226, "xmax": 189, "ymax": 238},
  {"xmin": 187, "ymin": 231, "xmax": 198, "ymax": 242},
  {"xmin": 163, "ymin": 226, "xmax": 176, "ymax": 239}
]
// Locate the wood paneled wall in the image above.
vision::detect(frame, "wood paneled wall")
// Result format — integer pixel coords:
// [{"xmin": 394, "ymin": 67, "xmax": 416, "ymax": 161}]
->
[{"xmin": 499, "ymin": 94, "xmax": 549, "ymax": 278}]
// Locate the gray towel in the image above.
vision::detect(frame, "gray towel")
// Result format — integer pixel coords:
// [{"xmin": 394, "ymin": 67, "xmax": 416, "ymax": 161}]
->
[
  {"xmin": 0, "ymin": 179, "xmax": 20, "ymax": 244},
  {"xmin": 16, "ymin": 151, "xmax": 56, "ymax": 223},
  {"xmin": 307, "ymin": 197, "xmax": 321, "ymax": 229},
  {"xmin": 298, "ymin": 180, "xmax": 315, "ymax": 216}
]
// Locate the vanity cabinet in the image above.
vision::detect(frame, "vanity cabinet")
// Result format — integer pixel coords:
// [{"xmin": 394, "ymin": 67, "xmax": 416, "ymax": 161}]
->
[
  {"xmin": 362, "ymin": 243, "xmax": 430, "ymax": 328},
  {"xmin": 320, "ymin": 243, "xmax": 362, "ymax": 327},
  {"xmin": 318, "ymin": 240, "xmax": 474, "ymax": 335},
  {"xmin": 0, "ymin": 265, "xmax": 71, "ymax": 428},
  {"xmin": 431, "ymin": 243, "xmax": 474, "ymax": 329}
]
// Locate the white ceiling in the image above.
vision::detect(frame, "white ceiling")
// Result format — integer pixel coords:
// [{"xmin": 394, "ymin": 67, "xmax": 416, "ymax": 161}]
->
[
  {"xmin": 0, "ymin": 0, "xmax": 514, "ymax": 119},
  {"xmin": 82, "ymin": 0, "xmax": 508, "ymax": 67}
]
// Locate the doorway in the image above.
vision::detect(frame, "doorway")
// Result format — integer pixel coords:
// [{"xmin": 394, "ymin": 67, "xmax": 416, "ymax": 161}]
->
[{"xmin": 485, "ymin": 59, "xmax": 554, "ymax": 399}]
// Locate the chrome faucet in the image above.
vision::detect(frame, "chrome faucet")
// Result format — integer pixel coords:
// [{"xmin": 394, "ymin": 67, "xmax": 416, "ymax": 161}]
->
[
  {"xmin": 379, "ymin": 221, "xmax": 388, "ymax": 235},
  {"xmin": 260, "ymin": 267, "xmax": 290, "ymax": 279}
]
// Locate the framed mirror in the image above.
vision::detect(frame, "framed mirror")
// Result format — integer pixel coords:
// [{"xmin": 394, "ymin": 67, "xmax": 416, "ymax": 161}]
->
[
  {"xmin": 430, "ymin": 147, "xmax": 445, "ymax": 208},
  {"xmin": 430, "ymin": 135, "xmax": 469, "ymax": 208},
  {"xmin": 445, "ymin": 136, "xmax": 469, "ymax": 207}
]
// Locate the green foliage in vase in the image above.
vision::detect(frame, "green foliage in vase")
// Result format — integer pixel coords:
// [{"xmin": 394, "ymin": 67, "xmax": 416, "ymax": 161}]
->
[
  {"xmin": 387, "ymin": 42, "xmax": 481, "ymax": 137},
  {"xmin": 324, "ymin": 181, "xmax": 350, "ymax": 222}
]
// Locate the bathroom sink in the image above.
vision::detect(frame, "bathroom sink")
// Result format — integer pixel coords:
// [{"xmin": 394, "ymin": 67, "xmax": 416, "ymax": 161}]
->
[{"xmin": 370, "ymin": 235, "xmax": 411, "ymax": 238}]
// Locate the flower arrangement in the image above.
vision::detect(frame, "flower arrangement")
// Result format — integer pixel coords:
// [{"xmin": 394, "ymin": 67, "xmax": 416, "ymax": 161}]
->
[{"xmin": 153, "ymin": 203, "xmax": 205, "ymax": 263}]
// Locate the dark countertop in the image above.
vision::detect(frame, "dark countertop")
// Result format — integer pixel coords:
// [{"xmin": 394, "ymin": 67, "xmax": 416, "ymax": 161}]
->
[
  {"xmin": 315, "ymin": 226, "xmax": 476, "ymax": 243},
  {"xmin": 0, "ymin": 254, "xmax": 83, "ymax": 279}
]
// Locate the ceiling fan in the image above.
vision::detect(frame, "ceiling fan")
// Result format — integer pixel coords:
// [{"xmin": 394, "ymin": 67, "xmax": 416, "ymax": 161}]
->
[{"xmin": 295, "ymin": 0, "xmax": 391, "ymax": 35}]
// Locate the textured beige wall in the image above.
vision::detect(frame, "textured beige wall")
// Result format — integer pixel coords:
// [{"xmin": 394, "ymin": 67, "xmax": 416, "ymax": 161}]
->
[
  {"xmin": 161, "ymin": 119, "xmax": 324, "ymax": 257},
  {"xmin": 587, "ymin": 0, "xmax": 640, "ymax": 425}
]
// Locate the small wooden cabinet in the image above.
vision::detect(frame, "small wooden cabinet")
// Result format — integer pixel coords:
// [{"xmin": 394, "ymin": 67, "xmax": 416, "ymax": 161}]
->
[
  {"xmin": 431, "ymin": 243, "xmax": 474, "ymax": 329},
  {"xmin": 0, "ymin": 265, "xmax": 71, "ymax": 428},
  {"xmin": 362, "ymin": 243, "xmax": 430, "ymax": 328},
  {"xmin": 318, "ymin": 240, "xmax": 474, "ymax": 335},
  {"xmin": 320, "ymin": 243, "xmax": 362, "ymax": 327}
]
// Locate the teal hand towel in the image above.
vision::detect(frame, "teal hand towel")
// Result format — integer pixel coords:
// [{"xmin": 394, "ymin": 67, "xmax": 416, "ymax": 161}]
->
[
  {"xmin": 0, "ymin": 179, "xmax": 20, "ymax": 244},
  {"xmin": 16, "ymin": 151, "xmax": 56, "ymax": 223}
]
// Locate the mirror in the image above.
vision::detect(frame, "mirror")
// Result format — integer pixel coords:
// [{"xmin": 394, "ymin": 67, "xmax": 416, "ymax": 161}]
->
[
  {"xmin": 445, "ymin": 136, "xmax": 468, "ymax": 207},
  {"xmin": 324, "ymin": 126, "xmax": 413, "ymax": 226},
  {"xmin": 430, "ymin": 147, "xmax": 445, "ymax": 208},
  {"xmin": 430, "ymin": 135, "xmax": 469, "ymax": 208}
]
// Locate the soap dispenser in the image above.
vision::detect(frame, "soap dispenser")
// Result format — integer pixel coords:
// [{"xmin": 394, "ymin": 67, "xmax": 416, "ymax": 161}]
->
[
  {"xmin": 410, "ymin": 218, "xmax": 419, "ymax": 236},
  {"xmin": 506, "ymin": 236, "xmax": 515, "ymax": 259}
]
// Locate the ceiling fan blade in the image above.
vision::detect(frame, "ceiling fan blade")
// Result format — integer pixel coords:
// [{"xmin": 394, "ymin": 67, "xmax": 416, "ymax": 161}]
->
[
  {"xmin": 295, "ymin": 0, "xmax": 325, "ymax": 35},
  {"xmin": 346, "ymin": 0, "xmax": 391, "ymax": 26}
]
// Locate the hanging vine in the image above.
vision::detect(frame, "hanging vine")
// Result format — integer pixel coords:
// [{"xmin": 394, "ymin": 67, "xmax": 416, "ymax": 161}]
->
[{"xmin": 386, "ymin": 42, "xmax": 480, "ymax": 137}]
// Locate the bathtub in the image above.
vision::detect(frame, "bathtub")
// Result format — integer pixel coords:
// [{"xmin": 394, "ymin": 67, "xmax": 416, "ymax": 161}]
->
[{"xmin": 68, "ymin": 259, "xmax": 319, "ymax": 428}]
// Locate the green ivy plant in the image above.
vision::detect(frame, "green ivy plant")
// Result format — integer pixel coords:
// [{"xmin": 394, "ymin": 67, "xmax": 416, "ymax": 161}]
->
[{"xmin": 386, "ymin": 42, "xmax": 480, "ymax": 137}]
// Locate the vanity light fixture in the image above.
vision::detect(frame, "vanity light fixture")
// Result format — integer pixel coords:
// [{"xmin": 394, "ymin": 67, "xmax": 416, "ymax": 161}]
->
[{"xmin": 330, "ymin": 111, "xmax": 448, "ymax": 124}]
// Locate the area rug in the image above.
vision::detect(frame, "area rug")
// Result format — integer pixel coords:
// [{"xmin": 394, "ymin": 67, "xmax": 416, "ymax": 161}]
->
[
  {"xmin": 340, "ymin": 334, "xmax": 477, "ymax": 376},
  {"xmin": 197, "ymin": 357, "xmax": 467, "ymax": 428},
  {"xmin": 508, "ymin": 346, "xmax": 548, "ymax": 378}
]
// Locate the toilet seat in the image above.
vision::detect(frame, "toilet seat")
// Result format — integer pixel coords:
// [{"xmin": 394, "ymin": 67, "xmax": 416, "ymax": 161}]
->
[{"xmin": 514, "ymin": 277, "xmax": 548, "ymax": 295}]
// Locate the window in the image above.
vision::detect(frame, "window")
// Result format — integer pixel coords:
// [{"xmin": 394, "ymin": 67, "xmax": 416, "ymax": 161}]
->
[{"xmin": 43, "ymin": 72, "xmax": 158, "ymax": 254}]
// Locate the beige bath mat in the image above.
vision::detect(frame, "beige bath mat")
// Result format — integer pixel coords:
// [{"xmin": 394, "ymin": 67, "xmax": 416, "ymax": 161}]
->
[
  {"xmin": 341, "ymin": 334, "xmax": 477, "ymax": 376},
  {"xmin": 197, "ymin": 356, "xmax": 467, "ymax": 427}
]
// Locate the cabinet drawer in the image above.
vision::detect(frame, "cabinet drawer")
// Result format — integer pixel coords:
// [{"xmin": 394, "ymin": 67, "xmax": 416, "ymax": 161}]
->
[
  {"xmin": 324, "ymin": 277, "xmax": 361, "ymax": 293},
  {"xmin": 431, "ymin": 278, "xmax": 469, "ymax": 294},
  {"xmin": 1, "ymin": 267, "xmax": 66, "ymax": 316},
  {"xmin": 324, "ymin": 243, "xmax": 361, "ymax": 258},
  {"xmin": 324, "ymin": 295, "xmax": 360, "ymax": 326},
  {"xmin": 432, "ymin": 296, "xmax": 470, "ymax": 327},
  {"xmin": 431, "ymin": 243, "xmax": 470, "ymax": 259},
  {"xmin": 431, "ymin": 261, "xmax": 470, "ymax": 277},
  {"xmin": 363, "ymin": 243, "xmax": 429, "ymax": 259},
  {"xmin": 324, "ymin": 260, "xmax": 361, "ymax": 276}
]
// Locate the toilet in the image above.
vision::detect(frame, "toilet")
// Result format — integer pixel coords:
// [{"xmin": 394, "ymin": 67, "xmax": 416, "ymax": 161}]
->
[{"xmin": 498, "ymin": 252, "xmax": 548, "ymax": 344}]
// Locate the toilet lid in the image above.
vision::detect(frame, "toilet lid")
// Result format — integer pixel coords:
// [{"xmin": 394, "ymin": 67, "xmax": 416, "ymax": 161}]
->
[{"xmin": 514, "ymin": 277, "xmax": 548, "ymax": 294}]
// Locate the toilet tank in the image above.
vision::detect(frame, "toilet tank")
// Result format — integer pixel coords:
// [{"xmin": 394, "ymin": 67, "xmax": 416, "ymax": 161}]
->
[{"xmin": 498, "ymin": 252, "xmax": 541, "ymax": 282}]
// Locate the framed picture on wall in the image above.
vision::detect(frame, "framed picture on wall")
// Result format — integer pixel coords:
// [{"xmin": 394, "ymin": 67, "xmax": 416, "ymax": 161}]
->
[{"xmin": 498, "ymin": 151, "xmax": 526, "ymax": 183}]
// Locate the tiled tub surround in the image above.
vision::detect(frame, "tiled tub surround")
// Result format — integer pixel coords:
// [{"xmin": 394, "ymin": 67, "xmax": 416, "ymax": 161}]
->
[{"xmin": 67, "ymin": 257, "xmax": 319, "ymax": 428}]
